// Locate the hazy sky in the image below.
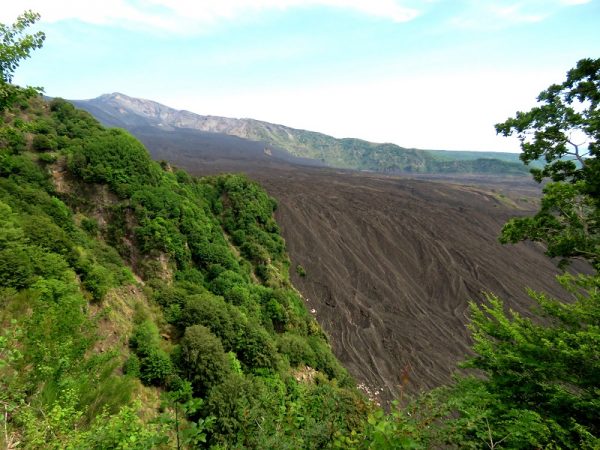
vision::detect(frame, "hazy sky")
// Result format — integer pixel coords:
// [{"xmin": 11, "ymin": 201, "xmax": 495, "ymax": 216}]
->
[{"xmin": 5, "ymin": 1, "xmax": 599, "ymax": 151}]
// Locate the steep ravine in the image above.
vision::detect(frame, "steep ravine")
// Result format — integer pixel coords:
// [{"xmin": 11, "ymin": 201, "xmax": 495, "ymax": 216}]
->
[{"xmin": 88, "ymin": 118, "xmax": 570, "ymax": 405}]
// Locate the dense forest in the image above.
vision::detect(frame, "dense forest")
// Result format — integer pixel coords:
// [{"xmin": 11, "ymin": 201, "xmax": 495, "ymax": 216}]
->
[{"xmin": 1, "ymin": 11, "xmax": 599, "ymax": 449}]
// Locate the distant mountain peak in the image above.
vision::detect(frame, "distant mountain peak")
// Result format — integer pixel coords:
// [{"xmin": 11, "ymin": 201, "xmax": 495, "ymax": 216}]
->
[{"xmin": 96, "ymin": 92, "xmax": 131, "ymax": 101}]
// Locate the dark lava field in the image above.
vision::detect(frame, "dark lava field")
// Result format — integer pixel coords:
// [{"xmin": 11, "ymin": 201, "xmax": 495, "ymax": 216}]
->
[{"xmin": 129, "ymin": 127, "xmax": 570, "ymax": 405}]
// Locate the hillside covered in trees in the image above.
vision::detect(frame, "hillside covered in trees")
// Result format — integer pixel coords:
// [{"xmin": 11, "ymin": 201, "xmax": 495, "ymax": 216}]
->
[
  {"xmin": 1, "ymin": 85, "xmax": 374, "ymax": 447},
  {"xmin": 1, "ymin": 11, "xmax": 599, "ymax": 449}
]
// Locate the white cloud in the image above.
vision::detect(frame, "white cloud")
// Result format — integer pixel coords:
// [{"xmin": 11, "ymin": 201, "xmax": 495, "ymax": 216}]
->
[
  {"xmin": 449, "ymin": 0, "xmax": 590, "ymax": 30},
  {"xmin": 4, "ymin": 0, "xmax": 587, "ymax": 34},
  {"xmin": 489, "ymin": 3, "xmax": 547, "ymax": 23},
  {"xmin": 559, "ymin": 0, "xmax": 591, "ymax": 5},
  {"xmin": 1, "ymin": 0, "xmax": 419, "ymax": 33}
]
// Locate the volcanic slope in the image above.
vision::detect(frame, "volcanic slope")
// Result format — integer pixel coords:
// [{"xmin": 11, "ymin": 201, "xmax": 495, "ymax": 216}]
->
[
  {"xmin": 258, "ymin": 169, "xmax": 567, "ymax": 404},
  {"xmin": 113, "ymin": 124, "xmax": 570, "ymax": 405}
]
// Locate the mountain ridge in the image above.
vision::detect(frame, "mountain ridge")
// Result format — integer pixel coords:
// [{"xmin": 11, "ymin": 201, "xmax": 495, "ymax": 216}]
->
[{"xmin": 73, "ymin": 93, "xmax": 529, "ymax": 175}]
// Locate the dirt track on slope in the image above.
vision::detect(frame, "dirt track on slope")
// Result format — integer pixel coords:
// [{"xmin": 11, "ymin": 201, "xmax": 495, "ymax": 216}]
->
[{"xmin": 134, "ymin": 128, "xmax": 573, "ymax": 405}]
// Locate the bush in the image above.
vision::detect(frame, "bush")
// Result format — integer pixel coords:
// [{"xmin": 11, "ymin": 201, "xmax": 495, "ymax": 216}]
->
[
  {"xmin": 191, "ymin": 241, "xmax": 237, "ymax": 270},
  {"xmin": 0, "ymin": 126, "xmax": 26, "ymax": 154},
  {"xmin": 123, "ymin": 355, "xmax": 141, "ymax": 377},
  {"xmin": 139, "ymin": 349, "xmax": 173, "ymax": 386},
  {"xmin": 0, "ymin": 246, "xmax": 34, "ymax": 288},
  {"xmin": 263, "ymin": 298, "xmax": 289, "ymax": 331},
  {"xmin": 224, "ymin": 285, "xmax": 250, "ymax": 306},
  {"xmin": 237, "ymin": 322, "xmax": 278, "ymax": 370},
  {"xmin": 179, "ymin": 292, "xmax": 241, "ymax": 350},
  {"xmin": 32, "ymin": 133, "xmax": 57, "ymax": 151},
  {"xmin": 82, "ymin": 263, "xmax": 114, "ymax": 301},
  {"xmin": 209, "ymin": 270, "xmax": 246, "ymax": 296},
  {"xmin": 277, "ymin": 333, "xmax": 316, "ymax": 367},
  {"xmin": 38, "ymin": 152, "xmax": 57, "ymax": 164},
  {"xmin": 203, "ymin": 374, "xmax": 268, "ymax": 447},
  {"xmin": 129, "ymin": 321, "xmax": 161, "ymax": 358},
  {"xmin": 81, "ymin": 217, "xmax": 99, "ymax": 235},
  {"xmin": 177, "ymin": 325, "xmax": 231, "ymax": 396},
  {"xmin": 296, "ymin": 264, "xmax": 306, "ymax": 277}
]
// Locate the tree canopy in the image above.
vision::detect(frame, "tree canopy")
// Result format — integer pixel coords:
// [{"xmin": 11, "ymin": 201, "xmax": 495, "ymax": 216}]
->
[
  {"xmin": 495, "ymin": 58, "xmax": 599, "ymax": 188},
  {"xmin": 496, "ymin": 58, "xmax": 600, "ymax": 270}
]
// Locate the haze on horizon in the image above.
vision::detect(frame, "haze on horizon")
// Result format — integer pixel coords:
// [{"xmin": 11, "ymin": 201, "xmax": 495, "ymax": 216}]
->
[{"xmin": 4, "ymin": 0, "xmax": 599, "ymax": 152}]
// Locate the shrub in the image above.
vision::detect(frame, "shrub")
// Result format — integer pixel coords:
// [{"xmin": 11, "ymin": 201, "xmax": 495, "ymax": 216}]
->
[
  {"xmin": 296, "ymin": 264, "xmax": 306, "ymax": 277},
  {"xmin": 224, "ymin": 285, "xmax": 250, "ymax": 306},
  {"xmin": 129, "ymin": 320, "xmax": 161, "ymax": 358},
  {"xmin": 123, "ymin": 355, "xmax": 141, "ymax": 377},
  {"xmin": 209, "ymin": 269, "xmax": 246, "ymax": 296},
  {"xmin": 191, "ymin": 241, "xmax": 237, "ymax": 270},
  {"xmin": 277, "ymin": 333, "xmax": 316, "ymax": 367},
  {"xmin": 139, "ymin": 349, "xmax": 173, "ymax": 386},
  {"xmin": 203, "ymin": 374, "xmax": 266, "ymax": 447},
  {"xmin": 38, "ymin": 152, "xmax": 57, "ymax": 164},
  {"xmin": 177, "ymin": 325, "xmax": 231, "ymax": 396},
  {"xmin": 0, "ymin": 126, "xmax": 26, "ymax": 154},
  {"xmin": 81, "ymin": 217, "xmax": 99, "ymax": 235},
  {"xmin": 179, "ymin": 293, "xmax": 241, "ymax": 350},
  {"xmin": 32, "ymin": 133, "xmax": 57, "ymax": 151},
  {"xmin": 263, "ymin": 298, "xmax": 289, "ymax": 331},
  {"xmin": 82, "ymin": 263, "xmax": 114, "ymax": 301},
  {"xmin": 237, "ymin": 322, "xmax": 278, "ymax": 370}
]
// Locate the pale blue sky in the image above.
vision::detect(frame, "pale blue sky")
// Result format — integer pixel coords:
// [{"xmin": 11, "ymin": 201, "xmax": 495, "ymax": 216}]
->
[{"xmin": 5, "ymin": 1, "xmax": 600, "ymax": 151}]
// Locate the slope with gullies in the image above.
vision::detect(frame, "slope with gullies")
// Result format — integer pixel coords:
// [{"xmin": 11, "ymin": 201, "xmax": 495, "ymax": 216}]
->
[
  {"xmin": 0, "ymin": 95, "xmax": 370, "ymax": 448},
  {"xmin": 103, "ymin": 115, "xmax": 570, "ymax": 407}
]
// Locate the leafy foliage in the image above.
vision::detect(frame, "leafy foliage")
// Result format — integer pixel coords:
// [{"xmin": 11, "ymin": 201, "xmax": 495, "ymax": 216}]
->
[
  {"xmin": 0, "ymin": 10, "xmax": 45, "ymax": 111},
  {"xmin": 0, "ymin": 18, "xmax": 368, "ymax": 445},
  {"xmin": 336, "ymin": 58, "xmax": 600, "ymax": 449},
  {"xmin": 68, "ymin": 127, "xmax": 162, "ymax": 197},
  {"xmin": 496, "ymin": 58, "xmax": 600, "ymax": 269},
  {"xmin": 176, "ymin": 325, "xmax": 231, "ymax": 396}
]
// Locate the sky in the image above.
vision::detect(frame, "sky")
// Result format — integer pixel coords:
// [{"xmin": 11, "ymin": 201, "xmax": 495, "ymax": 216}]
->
[{"xmin": 4, "ymin": 0, "xmax": 600, "ymax": 152}]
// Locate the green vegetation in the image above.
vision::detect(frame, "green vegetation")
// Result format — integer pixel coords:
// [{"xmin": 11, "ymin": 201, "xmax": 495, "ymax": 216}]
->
[
  {"xmin": 2, "ymin": 11, "xmax": 598, "ymax": 449},
  {"xmin": 239, "ymin": 122, "xmax": 529, "ymax": 175},
  {"xmin": 496, "ymin": 57, "xmax": 600, "ymax": 270},
  {"xmin": 334, "ymin": 57, "xmax": 600, "ymax": 449},
  {"xmin": 0, "ymin": 10, "xmax": 45, "ymax": 112},
  {"xmin": 0, "ymin": 12, "xmax": 368, "ymax": 448},
  {"xmin": 0, "ymin": 93, "xmax": 369, "ymax": 448},
  {"xmin": 296, "ymin": 264, "xmax": 307, "ymax": 277}
]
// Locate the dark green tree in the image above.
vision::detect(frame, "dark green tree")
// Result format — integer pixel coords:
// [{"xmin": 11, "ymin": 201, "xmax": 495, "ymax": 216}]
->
[{"xmin": 176, "ymin": 325, "xmax": 231, "ymax": 396}]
